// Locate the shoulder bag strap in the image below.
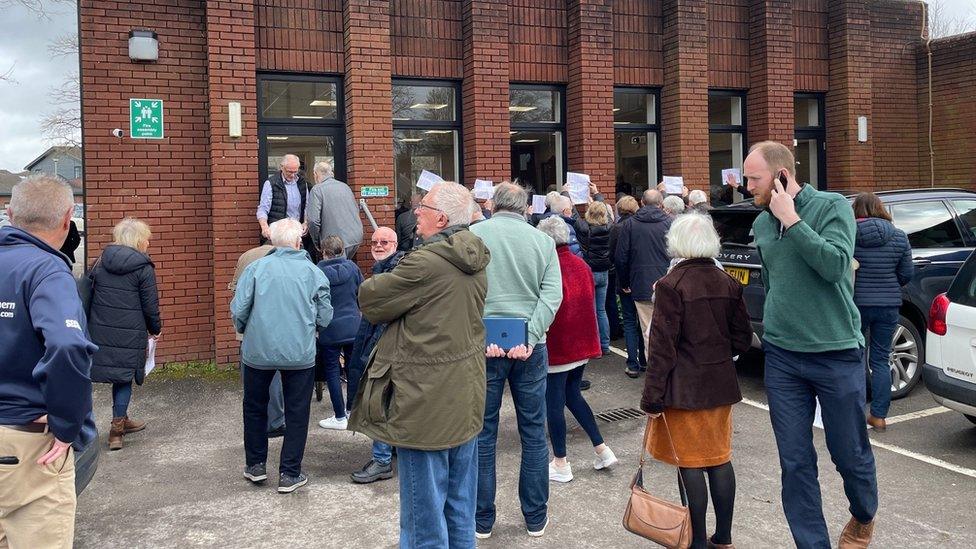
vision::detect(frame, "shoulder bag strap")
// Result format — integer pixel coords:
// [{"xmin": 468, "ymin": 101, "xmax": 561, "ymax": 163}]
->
[{"xmin": 636, "ymin": 412, "xmax": 687, "ymax": 496}]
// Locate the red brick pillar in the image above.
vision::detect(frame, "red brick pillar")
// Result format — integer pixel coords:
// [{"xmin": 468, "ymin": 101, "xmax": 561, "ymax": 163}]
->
[
  {"xmin": 461, "ymin": 0, "xmax": 510, "ymax": 185},
  {"xmin": 827, "ymin": 0, "xmax": 874, "ymax": 188},
  {"xmin": 344, "ymin": 0, "xmax": 394, "ymax": 266},
  {"xmin": 747, "ymin": 0, "xmax": 795, "ymax": 147},
  {"xmin": 206, "ymin": 0, "xmax": 259, "ymax": 366},
  {"xmin": 661, "ymin": 0, "xmax": 710, "ymax": 190},
  {"xmin": 566, "ymin": 0, "xmax": 615, "ymax": 195}
]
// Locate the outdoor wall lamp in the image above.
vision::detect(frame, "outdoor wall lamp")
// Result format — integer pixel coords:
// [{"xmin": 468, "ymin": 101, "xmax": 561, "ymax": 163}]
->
[
  {"xmin": 857, "ymin": 116, "xmax": 868, "ymax": 143},
  {"xmin": 129, "ymin": 30, "xmax": 159, "ymax": 62},
  {"xmin": 228, "ymin": 102, "xmax": 242, "ymax": 138}
]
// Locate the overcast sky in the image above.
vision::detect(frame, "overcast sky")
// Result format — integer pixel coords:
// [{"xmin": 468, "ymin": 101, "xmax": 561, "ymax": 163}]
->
[{"xmin": 0, "ymin": 0, "xmax": 974, "ymax": 173}]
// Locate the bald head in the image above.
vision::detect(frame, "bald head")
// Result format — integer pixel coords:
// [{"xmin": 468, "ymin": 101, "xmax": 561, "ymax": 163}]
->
[
  {"xmin": 642, "ymin": 189, "xmax": 663, "ymax": 207},
  {"xmin": 370, "ymin": 226, "xmax": 398, "ymax": 261}
]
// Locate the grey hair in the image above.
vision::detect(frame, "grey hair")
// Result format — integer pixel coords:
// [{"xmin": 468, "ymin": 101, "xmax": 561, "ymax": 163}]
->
[
  {"xmin": 430, "ymin": 181, "xmax": 475, "ymax": 227},
  {"xmin": 642, "ymin": 189, "xmax": 664, "ymax": 207},
  {"xmin": 313, "ymin": 160, "xmax": 334, "ymax": 180},
  {"xmin": 269, "ymin": 218, "xmax": 303, "ymax": 248},
  {"xmin": 666, "ymin": 212, "xmax": 721, "ymax": 259},
  {"xmin": 8, "ymin": 174, "xmax": 74, "ymax": 232},
  {"xmin": 537, "ymin": 216, "xmax": 570, "ymax": 246},
  {"xmin": 544, "ymin": 190, "xmax": 561, "ymax": 209},
  {"xmin": 663, "ymin": 195, "xmax": 685, "ymax": 215},
  {"xmin": 555, "ymin": 195, "xmax": 573, "ymax": 213},
  {"xmin": 688, "ymin": 189, "xmax": 708, "ymax": 206},
  {"xmin": 492, "ymin": 182, "xmax": 529, "ymax": 214},
  {"xmin": 279, "ymin": 154, "xmax": 300, "ymax": 168}
]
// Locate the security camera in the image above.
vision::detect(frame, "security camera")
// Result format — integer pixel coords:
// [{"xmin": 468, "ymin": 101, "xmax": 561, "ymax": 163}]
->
[{"xmin": 112, "ymin": 128, "xmax": 125, "ymax": 138}]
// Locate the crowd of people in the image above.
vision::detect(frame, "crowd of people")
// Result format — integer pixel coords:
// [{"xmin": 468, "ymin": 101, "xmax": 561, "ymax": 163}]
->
[{"xmin": 0, "ymin": 139, "xmax": 914, "ymax": 548}]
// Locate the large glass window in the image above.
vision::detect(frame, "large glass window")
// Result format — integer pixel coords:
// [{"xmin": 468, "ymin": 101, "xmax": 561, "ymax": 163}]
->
[
  {"xmin": 510, "ymin": 85, "xmax": 565, "ymax": 194},
  {"xmin": 392, "ymin": 80, "xmax": 461, "ymax": 208},
  {"xmin": 795, "ymin": 93, "xmax": 825, "ymax": 189},
  {"xmin": 259, "ymin": 79, "xmax": 340, "ymax": 121},
  {"xmin": 709, "ymin": 92, "xmax": 746, "ymax": 206},
  {"xmin": 614, "ymin": 88, "xmax": 660, "ymax": 199}
]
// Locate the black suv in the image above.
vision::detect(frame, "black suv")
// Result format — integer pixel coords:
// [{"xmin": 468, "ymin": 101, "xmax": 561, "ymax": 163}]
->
[{"xmin": 714, "ymin": 188, "xmax": 976, "ymax": 399}]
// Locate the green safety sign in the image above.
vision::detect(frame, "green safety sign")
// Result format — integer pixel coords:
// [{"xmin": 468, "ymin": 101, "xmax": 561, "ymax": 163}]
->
[
  {"xmin": 130, "ymin": 99, "xmax": 164, "ymax": 139},
  {"xmin": 361, "ymin": 186, "xmax": 390, "ymax": 198}
]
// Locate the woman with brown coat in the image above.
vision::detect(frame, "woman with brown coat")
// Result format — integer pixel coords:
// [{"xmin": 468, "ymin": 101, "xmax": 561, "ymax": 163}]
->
[{"xmin": 640, "ymin": 212, "xmax": 753, "ymax": 549}]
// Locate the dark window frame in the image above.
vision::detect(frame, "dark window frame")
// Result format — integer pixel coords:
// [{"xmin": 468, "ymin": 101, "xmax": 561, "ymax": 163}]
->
[
  {"xmin": 794, "ymin": 92, "xmax": 827, "ymax": 190},
  {"xmin": 613, "ymin": 87, "xmax": 663, "ymax": 193},
  {"xmin": 257, "ymin": 72, "xmax": 345, "ymax": 127},
  {"xmin": 708, "ymin": 89, "xmax": 747, "ymax": 134},
  {"xmin": 510, "ymin": 83, "xmax": 568, "ymax": 190},
  {"xmin": 392, "ymin": 78, "xmax": 464, "ymax": 186}
]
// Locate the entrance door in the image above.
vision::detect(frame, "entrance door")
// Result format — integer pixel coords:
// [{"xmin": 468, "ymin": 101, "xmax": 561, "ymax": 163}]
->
[{"xmin": 258, "ymin": 125, "xmax": 346, "ymax": 186}]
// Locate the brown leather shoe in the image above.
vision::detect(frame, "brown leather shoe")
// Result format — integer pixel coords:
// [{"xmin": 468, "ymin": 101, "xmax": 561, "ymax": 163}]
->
[
  {"xmin": 867, "ymin": 414, "xmax": 887, "ymax": 432},
  {"xmin": 839, "ymin": 517, "xmax": 874, "ymax": 548},
  {"xmin": 122, "ymin": 416, "xmax": 146, "ymax": 434},
  {"xmin": 109, "ymin": 417, "xmax": 125, "ymax": 451},
  {"xmin": 707, "ymin": 539, "xmax": 735, "ymax": 549}
]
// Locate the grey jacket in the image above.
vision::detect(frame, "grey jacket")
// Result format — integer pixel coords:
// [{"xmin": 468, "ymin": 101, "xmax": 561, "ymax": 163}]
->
[{"xmin": 306, "ymin": 178, "xmax": 364, "ymax": 251}]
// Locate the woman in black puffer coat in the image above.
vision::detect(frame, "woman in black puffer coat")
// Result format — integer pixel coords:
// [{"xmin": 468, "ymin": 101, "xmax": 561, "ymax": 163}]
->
[
  {"xmin": 852, "ymin": 193, "xmax": 913, "ymax": 433},
  {"xmin": 88, "ymin": 218, "xmax": 161, "ymax": 450},
  {"xmin": 575, "ymin": 201, "xmax": 614, "ymax": 354}
]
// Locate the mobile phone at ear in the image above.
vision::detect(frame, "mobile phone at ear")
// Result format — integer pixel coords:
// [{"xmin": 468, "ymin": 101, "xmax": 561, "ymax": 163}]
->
[{"xmin": 778, "ymin": 172, "xmax": 789, "ymax": 187}]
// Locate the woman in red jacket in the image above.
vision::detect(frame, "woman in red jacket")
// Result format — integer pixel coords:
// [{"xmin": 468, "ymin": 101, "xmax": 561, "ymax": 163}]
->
[
  {"xmin": 641, "ymin": 212, "xmax": 753, "ymax": 549},
  {"xmin": 537, "ymin": 217, "xmax": 618, "ymax": 483}
]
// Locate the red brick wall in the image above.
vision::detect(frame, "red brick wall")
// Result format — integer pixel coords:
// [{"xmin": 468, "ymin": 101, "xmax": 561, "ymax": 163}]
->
[
  {"xmin": 510, "ymin": 0, "xmax": 568, "ymax": 82},
  {"xmin": 391, "ymin": 0, "xmax": 463, "ymax": 78},
  {"xmin": 747, "ymin": 0, "xmax": 795, "ymax": 147},
  {"xmin": 794, "ymin": 0, "xmax": 829, "ymax": 91},
  {"xmin": 920, "ymin": 33, "xmax": 976, "ymax": 187},
  {"xmin": 709, "ymin": 0, "xmax": 751, "ymax": 90},
  {"xmin": 613, "ymin": 0, "xmax": 664, "ymax": 86},
  {"xmin": 254, "ymin": 0, "xmax": 343, "ymax": 73},
  {"xmin": 80, "ymin": 0, "xmax": 213, "ymax": 363}
]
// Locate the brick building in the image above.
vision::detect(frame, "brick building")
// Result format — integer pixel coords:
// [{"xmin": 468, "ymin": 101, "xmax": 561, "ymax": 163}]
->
[{"xmin": 78, "ymin": 0, "xmax": 969, "ymax": 365}]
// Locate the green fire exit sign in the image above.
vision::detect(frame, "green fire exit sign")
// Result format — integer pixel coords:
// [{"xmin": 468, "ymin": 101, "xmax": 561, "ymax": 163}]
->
[{"xmin": 130, "ymin": 99, "xmax": 164, "ymax": 139}]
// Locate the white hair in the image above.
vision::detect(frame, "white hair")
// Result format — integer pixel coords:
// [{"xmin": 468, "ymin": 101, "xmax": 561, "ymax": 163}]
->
[
  {"xmin": 313, "ymin": 160, "xmax": 334, "ymax": 180},
  {"xmin": 663, "ymin": 195, "xmax": 685, "ymax": 215},
  {"xmin": 555, "ymin": 195, "xmax": 573, "ymax": 213},
  {"xmin": 279, "ymin": 154, "xmax": 300, "ymax": 168},
  {"xmin": 269, "ymin": 218, "xmax": 303, "ymax": 248},
  {"xmin": 545, "ymin": 191, "xmax": 561, "ymax": 209},
  {"xmin": 492, "ymin": 182, "xmax": 528, "ymax": 214},
  {"xmin": 537, "ymin": 216, "xmax": 570, "ymax": 245},
  {"xmin": 430, "ymin": 181, "xmax": 475, "ymax": 227},
  {"xmin": 8, "ymin": 174, "xmax": 74, "ymax": 232},
  {"xmin": 688, "ymin": 189, "xmax": 708, "ymax": 206},
  {"xmin": 666, "ymin": 212, "xmax": 721, "ymax": 259}
]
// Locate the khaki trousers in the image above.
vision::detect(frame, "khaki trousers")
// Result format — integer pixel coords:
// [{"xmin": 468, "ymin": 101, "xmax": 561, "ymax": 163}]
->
[
  {"xmin": 634, "ymin": 300, "xmax": 655, "ymax": 354},
  {"xmin": 0, "ymin": 427, "xmax": 75, "ymax": 549}
]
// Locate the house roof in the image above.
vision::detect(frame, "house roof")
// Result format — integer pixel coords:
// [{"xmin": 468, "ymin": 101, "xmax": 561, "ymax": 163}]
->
[
  {"xmin": 23, "ymin": 145, "xmax": 83, "ymax": 171},
  {"xmin": 0, "ymin": 170, "xmax": 82, "ymax": 196}
]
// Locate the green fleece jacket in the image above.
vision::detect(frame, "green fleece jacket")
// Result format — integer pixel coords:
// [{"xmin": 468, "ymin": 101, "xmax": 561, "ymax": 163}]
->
[
  {"xmin": 469, "ymin": 212, "xmax": 563, "ymax": 348},
  {"xmin": 754, "ymin": 185, "xmax": 864, "ymax": 353}
]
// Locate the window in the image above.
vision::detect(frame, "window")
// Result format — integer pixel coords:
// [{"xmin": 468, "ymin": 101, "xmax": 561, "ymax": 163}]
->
[
  {"xmin": 510, "ymin": 85, "xmax": 565, "ymax": 195},
  {"xmin": 392, "ymin": 80, "xmax": 461, "ymax": 208},
  {"xmin": 614, "ymin": 88, "xmax": 660, "ymax": 199},
  {"xmin": 257, "ymin": 74, "xmax": 345, "ymax": 187},
  {"xmin": 890, "ymin": 201, "xmax": 965, "ymax": 249},
  {"xmin": 708, "ymin": 92, "xmax": 746, "ymax": 206},
  {"xmin": 74, "ymin": 166, "xmax": 82, "ymax": 179},
  {"xmin": 951, "ymin": 200, "xmax": 976, "ymax": 240},
  {"xmin": 795, "ymin": 94, "xmax": 825, "ymax": 189}
]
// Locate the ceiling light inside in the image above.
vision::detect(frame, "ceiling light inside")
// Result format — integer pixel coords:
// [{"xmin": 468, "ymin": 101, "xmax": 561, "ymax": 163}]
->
[
  {"xmin": 423, "ymin": 130, "xmax": 453, "ymax": 134},
  {"xmin": 398, "ymin": 138, "xmax": 423, "ymax": 143},
  {"xmin": 409, "ymin": 103, "xmax": 448, "ymax": 110},
  {"xmin": 612, "ymin": 108, "xmax": 620, "ymax": 112},
  {"xmin": 309, "ymin": 100, "xmax": 337, "ymax": 107},
  {"xmin": 509, "ymin": 106, "xmax": 537, "ymax": 113},
  {"xmin": 267, "ymin": 136, "xmax": 289, "ymax": 141},
  {"xmin": 292, "ymin": 115, "xmax": 323, "ymax": 119},
  {"xmin": 515, "ymin": 139, "xmax": 540, "ymax": 143}
]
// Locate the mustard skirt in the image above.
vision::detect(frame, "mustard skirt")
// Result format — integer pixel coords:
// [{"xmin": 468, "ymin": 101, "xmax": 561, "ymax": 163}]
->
[{"xmin": 646, "ymin": 405, "xmax": 733, "ymax": 468}]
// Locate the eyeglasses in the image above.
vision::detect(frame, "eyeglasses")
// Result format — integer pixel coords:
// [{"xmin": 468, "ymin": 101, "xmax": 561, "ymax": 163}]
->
[
  {"xmin": 417, "ymin": 202, "xmax": 445, "ymax": 214},
  {"xmin": 371, "ymin": 240, "xmax": 394, "ymax": 246}
]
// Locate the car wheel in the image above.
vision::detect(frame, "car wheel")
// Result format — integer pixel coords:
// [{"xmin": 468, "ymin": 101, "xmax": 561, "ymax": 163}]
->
[
  {"xmin": 889, "ymin": 316, "xmax": 923, "ymax": 400},
  {"xmin": 965, "ymin": 415, "xmax": 976, "ymax": 426}
]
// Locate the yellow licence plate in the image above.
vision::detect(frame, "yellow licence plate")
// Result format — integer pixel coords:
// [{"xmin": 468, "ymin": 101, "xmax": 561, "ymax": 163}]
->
[{"xmin": 725, "ymin": 267, "xmax": 750, "ymax": 285}]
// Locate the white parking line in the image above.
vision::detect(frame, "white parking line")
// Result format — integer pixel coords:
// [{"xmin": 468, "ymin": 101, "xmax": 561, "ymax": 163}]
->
[
  {"xmin": 884, "ymin": 406, "xmax": 952, "ymax": 425},
  {"xmin": 608, "ymin": 346, "xmax": 628, "ymax": 359}
]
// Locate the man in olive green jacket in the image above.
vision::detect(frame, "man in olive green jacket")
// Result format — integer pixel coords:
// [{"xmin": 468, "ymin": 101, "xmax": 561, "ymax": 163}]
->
[{"xmin": 349, "ymin": 181, "xmax": 489, "ymax": 548}]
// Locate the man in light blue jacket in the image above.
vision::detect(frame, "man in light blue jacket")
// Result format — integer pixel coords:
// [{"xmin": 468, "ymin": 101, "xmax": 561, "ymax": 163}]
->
[{"xmin": 231, "ymin": 218, "xmax": 333, "ymax": 494}]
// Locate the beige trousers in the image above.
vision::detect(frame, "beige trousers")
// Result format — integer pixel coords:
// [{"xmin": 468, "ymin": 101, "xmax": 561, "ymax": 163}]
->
[
  {"xmin": 0, "ymin": 427, "xmax": 76, "ymax": 549},
  {"xmin": 635, "ymin": 300, "xmax": 655, "ymax": 355}
]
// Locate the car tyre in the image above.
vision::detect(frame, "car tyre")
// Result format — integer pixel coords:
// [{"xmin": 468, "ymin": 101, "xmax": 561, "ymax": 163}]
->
[{"xmin": 888, "ymin": 315, "xmax": 923, "ymax": 400}]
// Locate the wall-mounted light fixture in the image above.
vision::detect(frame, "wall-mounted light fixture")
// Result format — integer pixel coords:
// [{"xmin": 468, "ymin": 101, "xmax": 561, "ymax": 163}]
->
[
  {"xmin": 228, "ymin": 102, "xmax": 242, "ymax": 138},
  {"xmin": 857, "ymin": 116, "xmax": 868, "ymax": 143},
  {"xmin": 129, "ymin": 30, "xmax": 159, "ymax": 62}
]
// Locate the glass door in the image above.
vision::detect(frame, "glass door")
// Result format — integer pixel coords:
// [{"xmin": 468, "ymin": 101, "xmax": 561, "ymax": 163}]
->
[{"xmin": 258, "ymin": 126, "xmax": 346, "ymax": 185}]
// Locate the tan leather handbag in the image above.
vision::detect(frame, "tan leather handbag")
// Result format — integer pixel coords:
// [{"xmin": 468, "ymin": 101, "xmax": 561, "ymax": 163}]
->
[{"xmin": 622, "ymin": 414, "xmax": 692, "ymax": 549}]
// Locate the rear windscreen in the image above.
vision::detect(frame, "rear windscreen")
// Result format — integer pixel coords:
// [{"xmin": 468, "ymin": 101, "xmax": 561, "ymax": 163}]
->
[
  {"xmin": 712, "ymin": 208, "xmax": 761, "ymax": 247},
  {"xmin": 947, "ymin": 250, "xmax": 976, "ymax": 307}
]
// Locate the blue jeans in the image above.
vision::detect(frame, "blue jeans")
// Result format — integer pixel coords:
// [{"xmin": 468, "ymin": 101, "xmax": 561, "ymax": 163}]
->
[
  {"xmin": 619, "ymin": 292, "xmax": 646, "ymax": 371},
  {"xmin": 593, "ymin": 270, "xmax": 610, "ymax": 352},
  {"xmin": 373, "ymin": 440, "xmax": 393, "ymax": 465},
  {"xmin": 606, "ymin": 270, "xmax": 622, "ymax": 337},
  {"xmin": 240, "ymin": 366, "xmax": 284, "ymax": 431},
  {"xmin": 242, "ymin": 364, "xmax": 314, "ymax": 477},
  {"xmin": 477, "ymin": 344, "xmax": 549, "ymax": 533},
  {"xmin": 764, "ymin": 343, "xmax": 878, "ymax": 549},
  {"xmin": 546, "ymin": 365, "xmax": 603, "ymax": 458},
  {"xmin": 319, "ymin": 342, "xmax": 353, "ymax": 418},
  {"xmin": 858, "ymin": 306, "xmax": 898, "ymax": 418},
  {"xmin": 398, "ymin": 437, "xmax": 478, "ymax": 549},
  {"xmin": 112, "ymin": 382, "xmax": 132, "ymax": 418}
]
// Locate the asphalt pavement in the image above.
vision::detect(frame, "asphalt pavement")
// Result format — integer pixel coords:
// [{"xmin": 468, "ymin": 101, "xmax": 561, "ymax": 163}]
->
[{"xmin": 75, "ymin": 342, "xmax": 976, "ymax": 548}]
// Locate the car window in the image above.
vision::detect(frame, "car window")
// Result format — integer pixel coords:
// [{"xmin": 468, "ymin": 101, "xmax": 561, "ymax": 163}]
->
[
  {"xmin": 947, "ymin": 250, "xmax": 976, "ymax": 307},
  {"xmin": 890, "ymin": 201, "xmax": 964, "ymax": 249},
  {"xmin": 950, "ymin": 200, "xmax": 976, "ymax": 240},
  {"xmin": 711, "ymin": 209, "xmax": 761, "ymax": 247}
]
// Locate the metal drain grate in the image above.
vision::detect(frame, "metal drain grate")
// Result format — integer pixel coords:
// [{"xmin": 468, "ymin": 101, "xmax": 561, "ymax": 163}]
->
[{"xmin": 594, "ymin": 407, "xmax": 646, "ymax": 423}]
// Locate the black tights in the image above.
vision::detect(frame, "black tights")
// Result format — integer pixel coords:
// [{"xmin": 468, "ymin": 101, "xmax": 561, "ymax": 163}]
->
[{"xmin": 678, "ymin": 462, "xmax": 736, "ymax": 549}]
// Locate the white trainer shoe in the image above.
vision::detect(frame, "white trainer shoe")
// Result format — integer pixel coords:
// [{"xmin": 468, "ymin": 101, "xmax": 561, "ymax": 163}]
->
[
  {"xmin": 548, "ymin": 460, "xmax": 573, "ymax": 483},
  {"xmin": 318, "ymin": 415, "xmax": 348, "ymax": 430},
  {"xmin": 593, "ymin": 447, "xmax": 618, "ymax": 470}
]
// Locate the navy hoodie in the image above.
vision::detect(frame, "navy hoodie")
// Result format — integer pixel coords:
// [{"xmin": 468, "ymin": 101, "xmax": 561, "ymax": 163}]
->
[
  {"xmin": 853, "ymin": 217, "xmax": 914, "ymax": 308},
  {"xmin": 316, "ymin": 257, "xmax": 364, "ymax": 345},
  {"xmin": 0, "ymin": 226, "xmax": 97, "ymax": 446},
  {"xmin": 614, "ymin": 205, "xmax": 673, "ymax": 301}
]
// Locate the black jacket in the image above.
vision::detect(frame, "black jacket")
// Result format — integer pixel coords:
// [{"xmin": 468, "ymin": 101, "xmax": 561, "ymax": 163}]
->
[
  {"xmin": 575, "ymin": 219, "xmax": 612, "ymax": 272},
  {"xmin": 59, "ymin": 221, "xmax": 81, "ymax": 263},
  {"xmin": 614, "ymin": 206, "xmax": 672, "ymax": 301},
  {"xmin": 853, "ymin": 218, "xmax": 914, "ymax": 308},
  {"xmin": 88, "ymin": 245, "xmax": 161, "ymax": 385}
]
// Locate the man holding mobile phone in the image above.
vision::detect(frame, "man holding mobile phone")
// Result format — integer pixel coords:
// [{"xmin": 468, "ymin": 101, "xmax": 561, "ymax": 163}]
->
[{"xmin": 745, "ymin": 141, "xmax": 876, "ymax": 549}]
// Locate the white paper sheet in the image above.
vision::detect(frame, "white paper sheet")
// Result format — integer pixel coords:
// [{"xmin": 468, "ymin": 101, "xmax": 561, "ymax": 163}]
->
[
  {"xmin": 721, "ymin": 168, "xmax": 741, "ymax": 187},
  {"xmin": 663, "ymin": 176, "xmax": 684, "ymax": 195},
  {"xmin": 473, "ymin": 179, "xmax": 494, "ymax": 200},
  {"xmin": 566, "ymin": 172, "xmax": 590, "ymax": 191},
  {"xmin": 145, "ymin": 337, "xmax": 157, "ymax": 377},
  {"xmin": 532, "ymin": 194, "xmax": 547, "ymax": 214},
  {"xmin": 416, "ymin": 170, "xmax": 443, "ymax": 192}
]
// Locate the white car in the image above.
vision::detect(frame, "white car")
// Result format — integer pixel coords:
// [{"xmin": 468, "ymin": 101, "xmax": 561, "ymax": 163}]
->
[{"xmin": 924, "ymin": 252, "xmax": 976, "ymax": 425}]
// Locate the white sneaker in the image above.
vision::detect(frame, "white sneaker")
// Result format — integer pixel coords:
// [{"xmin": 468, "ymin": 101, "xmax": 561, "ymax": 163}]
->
[
  {"xmin": 548, "ymin": 461, "xmax": 573, "ymax": 483},
  {"xmin": 474, "ymin": 531, "xmax": 492, "ymax": 540},
  {"xmin": 318, "ymin": 416, "xmax": 348, "ymax": 430},
  {"xmin": 593, "ymin": 447, "xmax": 618, "ymax": 470},
  {"xmin": 527, "ymin": 516, "xmax": 550, "ymax": 537}
]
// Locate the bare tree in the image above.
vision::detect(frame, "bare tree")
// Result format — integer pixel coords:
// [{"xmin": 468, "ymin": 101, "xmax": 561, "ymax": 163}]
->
[
  {"xmin": 0, "ymin": 0, "xmax": 73, "ymax": 18},
  {"xmin": 927, "ymin": 0, "xmax": 976, "ymax": 39},
  {"xmin": 41, "ymin": 31, "xmax": 81, "ymax": 146},
  {"xmin": 0, "ymin": 63, "xmax": 15, "ymax": 83}
]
